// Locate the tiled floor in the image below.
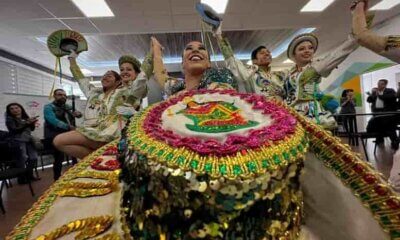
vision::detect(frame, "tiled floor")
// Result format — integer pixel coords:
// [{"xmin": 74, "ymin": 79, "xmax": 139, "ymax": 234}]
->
[{"xmin": 0, "ymin": 137, "xmax": 397, "ymax": 238}]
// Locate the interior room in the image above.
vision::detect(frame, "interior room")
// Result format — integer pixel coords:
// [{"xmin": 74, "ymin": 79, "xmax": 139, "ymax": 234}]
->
[{"xmin": 1, "ymin": 0, "xmax": 400, "ymax": 239}]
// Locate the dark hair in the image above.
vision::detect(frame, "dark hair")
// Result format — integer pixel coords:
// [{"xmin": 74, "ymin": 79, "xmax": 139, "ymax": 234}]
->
[
  {"xmin": 108, "ymin": 70, "xmax": 122, "ymax": 82},
  {"xmin": 6, "ymin": 103, "xmax": 29, "ymax": 119},
  {"xmin": 251, "ymin": 46, "xmax": 267, "ymax": 60},
  {"xmin": 341, "ymin": 89, "xmax": 354, "ymax": 98},
  {"xmin": 378, "ymin": 79, "xmax": 388, "ymax": 85},
  {"xmin": 53, "ymin": 88, "xmax": 66, "ymax": 96},
  {"xmin": 131, "ymin": 63, "xmax": 140, "ymax": 74},
  {"xmin": 102, "ymin": 70, "xmax": 122, "ymax": 91}
]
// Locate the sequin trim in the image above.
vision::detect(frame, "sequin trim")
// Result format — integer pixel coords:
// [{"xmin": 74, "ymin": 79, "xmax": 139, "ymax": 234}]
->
[
  {"xmin": 6, "ymin": 141, "xmax": 125, "ymax": 240},
  {"xmin": 287, "ymin": 105, "xmax": 400, "ymax": 239},
  {"xmin": 386, "ymin": 35, "xmax": 400, "ymax": 51}
]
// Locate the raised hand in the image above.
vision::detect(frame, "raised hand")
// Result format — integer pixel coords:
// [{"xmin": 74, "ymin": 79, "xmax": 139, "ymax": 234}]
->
[
  {"xmin": 72, "ymin": 111, "xmax": 82, "ymax": 118},
  {"xmin": 212, "ymin": 21, "xmax": 223, "ymax": 38},
  {"xmin": 350, "ymin": 0, "xmax": 368, "ymax": 12},
  {"xmin": 116, "ymin": 105, "xmax": 137, "ymax": 118},
  {"xmin": 68, "ymin": 49, "xmax": 79, "ymax": 60},
  {"xmin": 151, "ymin": 36, "xmax": 164, "ymax": 55},
  {"xmin": 27, "ymin": 118, "xmax": 38, "ymax": 124}
]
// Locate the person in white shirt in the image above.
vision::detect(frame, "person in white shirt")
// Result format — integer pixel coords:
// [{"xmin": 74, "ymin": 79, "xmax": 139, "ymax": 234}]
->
[{"xmin": 366, "ymin": 79, "xmax": 397, "ymax": 113}]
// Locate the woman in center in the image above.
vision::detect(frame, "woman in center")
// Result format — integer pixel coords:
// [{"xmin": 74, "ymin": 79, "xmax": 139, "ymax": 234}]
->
[
  {"xmin": 119, "ymin": 37, "xmax": 307, "ymax": 239},
  {"xmin": 151, "ymin": 37, "xmax": 237, "ymax": 96}
]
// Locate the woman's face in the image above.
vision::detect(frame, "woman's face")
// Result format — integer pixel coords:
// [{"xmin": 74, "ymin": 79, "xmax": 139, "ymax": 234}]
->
[
  {"xmin": 348, "ymin": 91, "xmax": 354, "ymax": 98},
  {"xmin": 293, "ymin": 41, "xmax": 315, "ymax": 65},
  {"xmin": 101, "ymin": 71, "xmax": 120, "ymax": 90},
  {"xmin": 9, "ymin": 105, "xmax": 22, "ymax": 117},
  {"xmin": 119, "ymin": 62, "xmax": 138, "ymax": 85},
  {"xmin": 182, "ymin": 41, "xmax": 211, "ymax": 75}
]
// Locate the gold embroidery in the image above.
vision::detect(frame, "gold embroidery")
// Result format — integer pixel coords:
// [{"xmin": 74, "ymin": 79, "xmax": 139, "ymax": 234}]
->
[{"xmin": 33, "ymin": 216, "xmax": 114, "ymax": 240}]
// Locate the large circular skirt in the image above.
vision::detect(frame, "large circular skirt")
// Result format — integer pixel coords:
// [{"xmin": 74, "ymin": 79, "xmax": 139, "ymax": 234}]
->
[{"xmin": 127, "ymin": 89, "xmax": 308, "ymax": 179}]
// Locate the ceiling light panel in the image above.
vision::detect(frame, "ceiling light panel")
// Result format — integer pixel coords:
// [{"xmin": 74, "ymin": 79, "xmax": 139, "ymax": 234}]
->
[
  {"xmin": 301, "ymin": 0, "xmax": 335, "ymax": 12},
  {"xmin": 201, "ymin": 0, "xmax": 229, "ymax": 14},
  {"xmin": 370, "ymin": 0, "xmax": 400, "ymax": 10},
  {"xmin": 71, "ymin": 0, "xmax": 114, "ymax": 17}
]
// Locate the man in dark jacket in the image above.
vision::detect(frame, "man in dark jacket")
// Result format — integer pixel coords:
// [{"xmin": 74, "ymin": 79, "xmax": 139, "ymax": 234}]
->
[
  {"xmin": 44, "ymin": 89, "xmax": 81, "ymax": 180},
  {"xmin": 367, "ymin": 79, "xmax": 397, "ymax": 112},
  {"xmin": 366, "ymin": 79, "xmax": 399, "ymax": 147}
]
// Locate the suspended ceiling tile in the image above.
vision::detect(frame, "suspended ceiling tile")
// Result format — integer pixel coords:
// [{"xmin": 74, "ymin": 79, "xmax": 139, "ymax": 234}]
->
[
  {"xmin": 226, "ymin": 0, "xmax": 257, "ymax": 14},
  {"xmin": 172, "ymin": 15, "xmax": 200, "ymax": 31},
  {"xmin": 255, "ymin": 0, "xmax": 307, "ymax": 15},
  {"xmin": 92, "ymin": 17, "xmax": 147, "ymax": 34},
  {"xmin": 170, "ymin": 0, "xmax": 197, "ymax": 15},
  {"xmin": 36, "ymin": 0, "xmax": 84, "ymax": 18},
  {"xmin": 221, "ymin": 15, "xmax": 245, "ymax": 30},
  {"xmin": 0, "ymin": 0, "xmax": 53, "ymax": 20},
  {"xmin": 0, "ymin": 0, "xmax": 399, "ymax": 78},
  {"xmin": 2, "ymin": 19, "xmax": 66, "ymax": 37},
  {"xmin": 33, "ymin": 19, "xmax": 69, "ymax": 36},
  {"xmin": 107, "ymin": 0, "xmax": 145, "ymax": 17},
  {"xmin": 143, "ymin": 0, "xmax": 171, "ymax": 16},
  {"xmin": 241, "ymin": 13, "xmax": 314, "ymax": 29},
  {"xmin": 62, "ymin": 19, "xmax": 100, "ymax": 34},
  {"xmin": 145, "ymin": 16, "xmax": 174, "ymax": 32}
]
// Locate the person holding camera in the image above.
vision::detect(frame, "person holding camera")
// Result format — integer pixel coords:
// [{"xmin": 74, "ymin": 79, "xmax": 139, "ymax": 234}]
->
[
  {"xmin": 340, "ymin": 89, "xmax": 357, "ymax": 139},
  {"xmin": 5, "ymin": 103, "xmax": 40, "ymax": 184}
]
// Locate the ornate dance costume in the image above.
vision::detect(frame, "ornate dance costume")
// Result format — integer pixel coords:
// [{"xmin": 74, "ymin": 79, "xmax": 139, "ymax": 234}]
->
[
  {"xmin": 285, "ymin": 34, "xmax": 358, "ymax": 129},
  {"xmin": 69, "ymin": 54, "xmax": 152, "ymax": 142},
  {"xmin": 120, "ymin": 81, "xmax": 306, "ymax": 239},
  {"xmin": 217, "ymin": 37, "xmax": 287, "ymax": 101}
]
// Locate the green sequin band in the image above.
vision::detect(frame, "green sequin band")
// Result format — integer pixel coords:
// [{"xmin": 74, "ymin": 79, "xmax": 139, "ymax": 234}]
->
[{"xmin": 127, "ymin": 107, "xmax": 308, "ymax": 179}]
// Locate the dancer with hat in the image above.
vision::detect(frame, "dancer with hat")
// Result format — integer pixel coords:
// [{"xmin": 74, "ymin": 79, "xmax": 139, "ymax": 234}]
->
[
  {"xmin": 197, "ymin": 3, "xmax": 287, "ymax": 101},
  {"xmin": 68, "ymin": 51, "xmax": 152, "ymax": 124},
  {"xmin": 351, "ymin": 0, "xmax": 400, "ymax": 64},
  {"xmin": 216, "ymin": 35, "xmax": 287, "ymax": 101},
  {"xmin": 352, "ymin": 0, "xmax": 400, "ymax": 190},
  {"xmin": 118, "ymin": 23, "xmax": 394, "ymax": 239},
  {"xmin": 285, "ymin": 32, "xmax": 359, "ymax": 128},
  {"xmin": 46, "ymin": 30, "xmax": 152, "ymax": 159},
  {"xmin": 47, "ymin": 28, "xmax": 152, "ymax": 125}
]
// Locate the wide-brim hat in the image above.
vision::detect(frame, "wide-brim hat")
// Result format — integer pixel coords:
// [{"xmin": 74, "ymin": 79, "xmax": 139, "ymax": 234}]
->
[
  {"xmin": 118, "ymin": 55, "xmax": 141, "ymax": 72},
  {"xmin": 47, "ymin": 29, "xmax": 88, "ymax": 57},
  {"xmin": 195, "ymin": 2, "xmax": 222, "ymax": 29},
  {"xmin": 287, "ymin": 33, "xmax": 318, "ymax": 60}
]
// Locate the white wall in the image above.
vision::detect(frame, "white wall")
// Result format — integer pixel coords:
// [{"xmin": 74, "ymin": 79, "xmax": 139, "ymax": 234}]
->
[
  {"xmin": 320, "ymin": 14, "xmax": 400, "ymax": 92},
  {"xmin": 0, "ymin": 56, "xmax": 85, "ymax": 99},
  {"xmin": 0, "ymin": 56, "xmax": 89, "ymax": 138},
  {"xmin": 0, "ymin": 93, "xmax": 87, "ymax": 139}
]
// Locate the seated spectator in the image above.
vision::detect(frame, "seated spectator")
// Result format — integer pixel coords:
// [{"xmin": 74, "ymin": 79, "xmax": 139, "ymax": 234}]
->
[
  {"xmin": 53, "ymin": 70, "xmax": 146, "ymax": 159},
  {"xmin": 366, "ymin": 114, "xmax": 399, "ymax": 150},
  {"xmin": 5, "ymin": 103, "xmax": 40, "ymax": 184},
  {"xmin": 44, "ymin": 89, "xmax": 82, "ymax": 181}
]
